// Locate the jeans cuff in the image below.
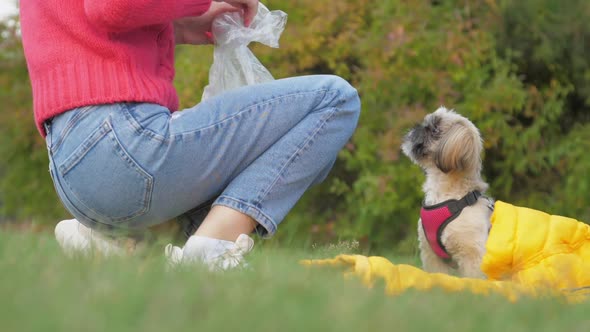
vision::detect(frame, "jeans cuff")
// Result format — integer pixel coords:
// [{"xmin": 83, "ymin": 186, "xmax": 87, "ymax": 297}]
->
[{"xmin": 214, "ymin": 196, "xmax": 277, "ymax": 238}]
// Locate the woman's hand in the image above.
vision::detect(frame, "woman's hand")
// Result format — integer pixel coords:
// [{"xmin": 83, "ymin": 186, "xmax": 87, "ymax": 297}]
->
[
  {"xmin": 174, "ymin": 2, "xmax": 238, "ymax": 45},
  {"xmin": 174, "ymin": 0, "xmax": 259, "ymax": 45},
  {"xmin": 214, "ymin": 0, "xmax": 259, "ymax": 27}
]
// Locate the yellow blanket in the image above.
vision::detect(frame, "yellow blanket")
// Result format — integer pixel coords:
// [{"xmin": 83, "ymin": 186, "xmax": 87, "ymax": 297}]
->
[{"xmin": 302, "ymin": 201, "xmax": 590, "ymax": 302}]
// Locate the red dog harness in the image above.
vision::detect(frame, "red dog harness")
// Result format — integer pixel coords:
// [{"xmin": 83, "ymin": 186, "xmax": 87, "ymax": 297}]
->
[{"xmin": 420, "ymin": 191, "xmax": 485, "ymax": 260}]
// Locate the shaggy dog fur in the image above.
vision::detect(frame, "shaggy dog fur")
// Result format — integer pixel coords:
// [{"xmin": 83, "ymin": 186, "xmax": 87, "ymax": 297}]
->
[{"xmin": 402, "ymin": 107, "xmax": 493, "ymax": 278}]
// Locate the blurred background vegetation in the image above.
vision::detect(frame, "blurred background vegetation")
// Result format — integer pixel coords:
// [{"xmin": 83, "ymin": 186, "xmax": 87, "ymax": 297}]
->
[{"xmin": 1, "ymin": 0, "xmax": 589, "ymax": 254}]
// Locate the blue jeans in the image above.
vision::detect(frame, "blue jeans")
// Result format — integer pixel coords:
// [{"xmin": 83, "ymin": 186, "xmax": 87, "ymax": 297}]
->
[{"xmin": 45, "ymin": 75, "xmax": 361, "ymax": 237}]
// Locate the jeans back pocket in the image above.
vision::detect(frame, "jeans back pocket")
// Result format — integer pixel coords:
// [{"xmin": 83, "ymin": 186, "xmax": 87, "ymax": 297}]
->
[{"xmin": 57, "ymin": 121, "xmax": 153, "ymax": 223}]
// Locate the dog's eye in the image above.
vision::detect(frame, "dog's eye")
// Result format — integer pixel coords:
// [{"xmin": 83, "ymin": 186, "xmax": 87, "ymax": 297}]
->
[{"xmin": 426, "ymin": 126, "xmax": 438, "ymax": 134}]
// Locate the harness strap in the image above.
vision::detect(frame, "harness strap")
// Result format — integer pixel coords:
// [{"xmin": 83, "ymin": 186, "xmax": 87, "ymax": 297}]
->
[{"xmin": 420, "ymin": 191, "xmax": 484, "ymax": 260}]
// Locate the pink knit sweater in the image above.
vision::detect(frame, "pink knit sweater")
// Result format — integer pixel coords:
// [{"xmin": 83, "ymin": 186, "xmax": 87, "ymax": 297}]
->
[{"xmin": 20, "ymin": 0, "xmax": 212, "ymax": 136}]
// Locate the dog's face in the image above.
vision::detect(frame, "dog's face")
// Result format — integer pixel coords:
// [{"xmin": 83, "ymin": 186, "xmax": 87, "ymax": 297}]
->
[{"xmin": 402, "ymin": 107, "xmax": 483, "ymax": 174}]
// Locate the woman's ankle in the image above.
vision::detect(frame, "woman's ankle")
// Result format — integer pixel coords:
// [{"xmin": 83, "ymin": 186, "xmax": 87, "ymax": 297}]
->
[{"xmin": 193, "ymin": 205, "xmax": 257, "ymax": 241}]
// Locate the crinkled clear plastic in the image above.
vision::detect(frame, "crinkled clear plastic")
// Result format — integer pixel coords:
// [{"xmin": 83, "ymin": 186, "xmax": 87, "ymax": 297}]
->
[{"xmin": 202, "ymin": 3, "xmax": 287, "ymax": 100}]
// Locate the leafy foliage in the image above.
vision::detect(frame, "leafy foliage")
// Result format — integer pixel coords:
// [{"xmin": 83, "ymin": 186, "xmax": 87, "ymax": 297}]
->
[{"xmin": 0, "ymin": 18, "xmax": 67, "ymax": 222}]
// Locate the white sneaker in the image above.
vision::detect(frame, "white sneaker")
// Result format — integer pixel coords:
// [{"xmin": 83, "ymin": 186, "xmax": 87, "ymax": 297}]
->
[
  {"xmin": 164, "ymin": 234, "xmax": 254, "ymax": 271},
  {"xmin": 54, "ymin": 219, "xmax": 133, "ymax": 257}
]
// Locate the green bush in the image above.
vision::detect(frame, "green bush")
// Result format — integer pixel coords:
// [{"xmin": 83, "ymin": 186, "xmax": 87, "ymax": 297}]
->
[
  {"xmin": 0, "ymin": 19, "xmax": 67, "ymax": 223},
  {"xmin": 487, "ymin": 0, "xmax": 590, "ymax": 220}
]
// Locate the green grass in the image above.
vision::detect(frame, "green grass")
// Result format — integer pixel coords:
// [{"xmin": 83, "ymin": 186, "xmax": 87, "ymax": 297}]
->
[{"xmin": 1, "ymin": 230, "xmax": 589, "ymax": 332}]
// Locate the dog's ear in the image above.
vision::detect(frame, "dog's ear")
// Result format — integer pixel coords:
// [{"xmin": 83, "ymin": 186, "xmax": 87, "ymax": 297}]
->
[{"xmin": 434, "ymin": 123, "xmax": 482, "ymax": 173}]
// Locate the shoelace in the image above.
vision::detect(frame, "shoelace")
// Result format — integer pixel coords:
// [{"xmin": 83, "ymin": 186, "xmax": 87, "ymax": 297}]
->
[
  {"xmin": 164, "ymin": 234, "xmax": 253, "ymax": 271},
  {"xmin": 164, "ymin": 243, "xmax": 245, "ymax": 271},
  {"xmin": 212, "ymin": 243, "xmax": 249, "ymax": 271}
]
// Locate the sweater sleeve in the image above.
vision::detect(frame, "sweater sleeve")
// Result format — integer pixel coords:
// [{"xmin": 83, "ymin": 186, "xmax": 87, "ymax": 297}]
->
[{"xmin": 84, "ymin": 0, "xmax": 212, "ymax": 32}]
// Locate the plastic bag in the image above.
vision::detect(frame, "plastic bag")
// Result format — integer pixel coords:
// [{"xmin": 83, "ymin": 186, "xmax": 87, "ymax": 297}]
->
[{"xmin": 202, "ymin": 3, "xmax": 287, "ymax": 100}]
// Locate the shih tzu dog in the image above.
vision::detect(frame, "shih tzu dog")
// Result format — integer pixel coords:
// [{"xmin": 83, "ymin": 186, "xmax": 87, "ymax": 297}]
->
[{"xmin": 401, "ymin": 107, "xmax": 494, "ymax": 278}]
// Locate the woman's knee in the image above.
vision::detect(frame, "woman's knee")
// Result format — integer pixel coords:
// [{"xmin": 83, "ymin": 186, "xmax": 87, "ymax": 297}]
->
[
  {"xmin": 321, "ymin": 75, "xmax": 361, "ymax": 113},
  {"xmin": 318, "ymin": 74, "xmax": 357, "ymax": 96},
  {"xmin": 324, "ymin": 75, "xmax": 361, "ymax": 128}
]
